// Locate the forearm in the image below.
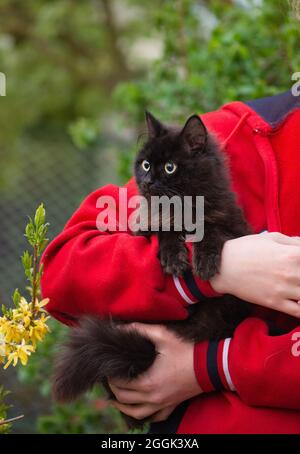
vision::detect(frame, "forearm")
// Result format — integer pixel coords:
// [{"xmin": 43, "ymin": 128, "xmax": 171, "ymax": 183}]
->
[
  {"xmin": 210, "ymin": 232, "xmax": 300, "ymax": 318},
  {"xmin": 194, "ymin": 317, "xmax": 300, "ymax": 409},
  {"xmin": 41, "ymin": 180, "xmax": 218, "ymax": 324}
]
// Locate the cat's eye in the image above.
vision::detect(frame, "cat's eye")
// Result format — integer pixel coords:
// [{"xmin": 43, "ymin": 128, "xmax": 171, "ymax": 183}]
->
[
  {"xmin": 142, "ymin": 160, "xmax": 151, "ymax": 172},
  {"xmin": 164, "ymin": 162, "xmax": 177, "ymax": 174}
]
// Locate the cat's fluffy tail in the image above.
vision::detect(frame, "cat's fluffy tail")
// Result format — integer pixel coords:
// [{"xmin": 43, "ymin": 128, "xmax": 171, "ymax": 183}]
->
[{"xmin": 52, "ymin": 317, "xmax": 157, "ymax": 403}]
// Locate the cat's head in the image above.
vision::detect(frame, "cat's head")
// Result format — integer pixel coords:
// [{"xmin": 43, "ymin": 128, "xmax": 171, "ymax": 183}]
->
[{"xmin": 134, "ymin": 111, "xmax": 214, "ymax": 199}]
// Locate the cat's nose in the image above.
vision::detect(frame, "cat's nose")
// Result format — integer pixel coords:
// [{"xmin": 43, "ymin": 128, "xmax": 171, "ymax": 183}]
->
[{"xmin": 141, "ymin": 182, "xmax": 152, "ymax": 192}]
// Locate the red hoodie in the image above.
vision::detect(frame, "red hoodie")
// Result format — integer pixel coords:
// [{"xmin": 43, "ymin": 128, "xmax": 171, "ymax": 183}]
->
[{"xmin": 41, "ymin": 91, "xmax": 300, "ymax": 434}]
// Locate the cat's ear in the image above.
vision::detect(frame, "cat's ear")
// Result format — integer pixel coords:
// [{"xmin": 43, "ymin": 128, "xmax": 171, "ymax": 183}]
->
[
  {"xmin": 180, "ymin": 115, "xmax": 207, "ymax": 152},
  {"xmin": 145, "ymin": 110, "xmax": 165, "ymax": 138}
]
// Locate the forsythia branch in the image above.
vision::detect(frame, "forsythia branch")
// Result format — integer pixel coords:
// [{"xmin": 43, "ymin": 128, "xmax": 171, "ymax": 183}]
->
[
  {"xmin": 0, "ymin": 414, "xmax": 24, "ymax": 426},
  {"xmin": 0, "ymin": 204, "xmax": 51, "ymax": 370}
]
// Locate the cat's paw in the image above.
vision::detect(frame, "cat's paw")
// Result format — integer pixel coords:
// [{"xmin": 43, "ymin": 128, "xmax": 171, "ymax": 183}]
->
[
  {"xmin": 159, "ymin": 247, "xmax": 190, "ymax": 277},
  {"xmin": 193, "ymin": 252, "xmax": 221, "ymax": 281}
]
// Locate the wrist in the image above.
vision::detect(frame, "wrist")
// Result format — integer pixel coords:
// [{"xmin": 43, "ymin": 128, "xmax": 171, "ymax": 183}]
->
[
  {"xmin": 209, "ymin": 272, "xmax": 226, "ymax": 294},
  {"xmin": 209, "ymin": 239, "xmax": 234, "ymax": 294}
]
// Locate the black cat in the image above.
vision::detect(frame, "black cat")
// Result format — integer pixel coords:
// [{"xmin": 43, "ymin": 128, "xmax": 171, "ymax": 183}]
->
[
  {"xmin": 52, "ymin": 112, "xmax": 252, "ymax": 429},
  {"xmin": 135, "ymin": 111, "xmax": 250, "ymax": 280}
]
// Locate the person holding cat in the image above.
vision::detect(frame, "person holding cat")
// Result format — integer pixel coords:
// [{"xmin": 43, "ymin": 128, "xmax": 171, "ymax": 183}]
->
[{"xmin": 42, "ymin": 90, "xmax": 300, "ymax": 433}]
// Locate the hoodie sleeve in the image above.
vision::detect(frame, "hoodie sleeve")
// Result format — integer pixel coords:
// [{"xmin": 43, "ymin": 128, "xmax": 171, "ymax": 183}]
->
[
  {"xmin": 194, "ymin": 317, "xmax": 300, "ymax": 409},
  {"xmin": 41, "ymin": 178, "xmax": 218, "ymax": 325}
]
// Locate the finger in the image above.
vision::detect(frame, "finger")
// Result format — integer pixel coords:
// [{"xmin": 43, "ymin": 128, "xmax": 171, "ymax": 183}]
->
[
  {"xmin": 112, "ymin": 401, "xmax": 159, "ymax": 420},
  {"xmin": 267, "ymin": 232, "xmax": 300, "ymax": 247},
  {"xmin": 283, "ymin": 286, "xmax": 300, "ymax": 301},
  {"xmin": 278, "ymin": 236, "xmax": 300, "ymax": 247},
  {"xmin": 109, "ymin": 383, "xmax": 147, "ymax": 404},
  {"xmin": 108, "ymin": 378, "xmax": 133, "ymax": 389},
  {"xmin": 122, "ymin": 322, "xmax": 166, "ymax": 342},
  {"xmin": 280, "ymin": 300, "xmax": 300, "ymax": 318},
  {"xmin": 108, "ymin": 377, "xmax": 149, "ymax": 392},
  {"xmin": 150, "ymin": 405, "xmax": 177, "ymax": 423}
]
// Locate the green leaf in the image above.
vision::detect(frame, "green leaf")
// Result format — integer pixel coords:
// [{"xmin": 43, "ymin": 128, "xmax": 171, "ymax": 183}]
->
[
  {"xmin": 34, "ymin": 204, "xmax": 46, "ymax": 228},
  {"xmin": 21, "ymin": 250, "xmax": 32, "ymax": 273},
  {"xmin": 12, "ymin": 289, "xmax": 21, "ymax": 307},
  {"xmin": 25, "ymin": 222, "xmax": 35, "ymax": 247}
]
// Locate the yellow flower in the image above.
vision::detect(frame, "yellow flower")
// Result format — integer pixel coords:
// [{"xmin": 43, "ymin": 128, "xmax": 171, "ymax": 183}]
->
[
  {"xmin": 0, "ymin": 315, "xmax": 8, "ymax": 330},
  {"xmin": 29, "ymin": 313, "xmax": 50, "ymax": 347},
  {"xmin": 0, "ymin": 333, "xmax": 6, "ymax": 359},
  {"xmin": 4, "ymin": 339, "xmax": 35, "ymax": 369},
  {"xmin": 35, "ymin": 298, "xmax": 49, "ymax": 311},
  {"xmin": 0, "ymin": 319, "xmax": 23, "ymax": 344},
  {"xmin": 12, "ymin": 297, "xmax": 33, "ymax": 327},
  {"xmin": 1, "ymin": 296, "xmax": 50, "ymax": 368}
]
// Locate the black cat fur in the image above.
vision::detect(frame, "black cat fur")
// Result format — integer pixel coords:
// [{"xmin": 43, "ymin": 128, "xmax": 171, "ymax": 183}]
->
[{"xmin": 52, "ymin": 113, "xmax": 252, "ymax": 429}]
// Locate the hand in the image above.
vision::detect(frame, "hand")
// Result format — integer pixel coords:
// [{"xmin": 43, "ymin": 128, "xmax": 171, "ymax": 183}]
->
[
  {"xmin": 210, "ymin": 232, "xmax": 300, "ymax": 318},
  {"xmin": 108, "ymin": 323, "xmax": 202, "ymax": 422}
]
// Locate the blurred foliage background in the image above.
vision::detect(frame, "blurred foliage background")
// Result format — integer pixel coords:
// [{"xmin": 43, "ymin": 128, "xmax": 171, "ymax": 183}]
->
[{"xmin": 0, "ymin": 0, "xmax": 299, "ymax": 434}]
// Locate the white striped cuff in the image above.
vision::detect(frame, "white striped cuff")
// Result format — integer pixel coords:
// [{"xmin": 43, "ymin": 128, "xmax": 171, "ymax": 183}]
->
[
  {"xmin": 222, "ymin": 338, "xmax": 236, "ymax": 392},
  {"xmin": 173, "ymin": 275, "xmax": 197, "ymax": 305}
]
